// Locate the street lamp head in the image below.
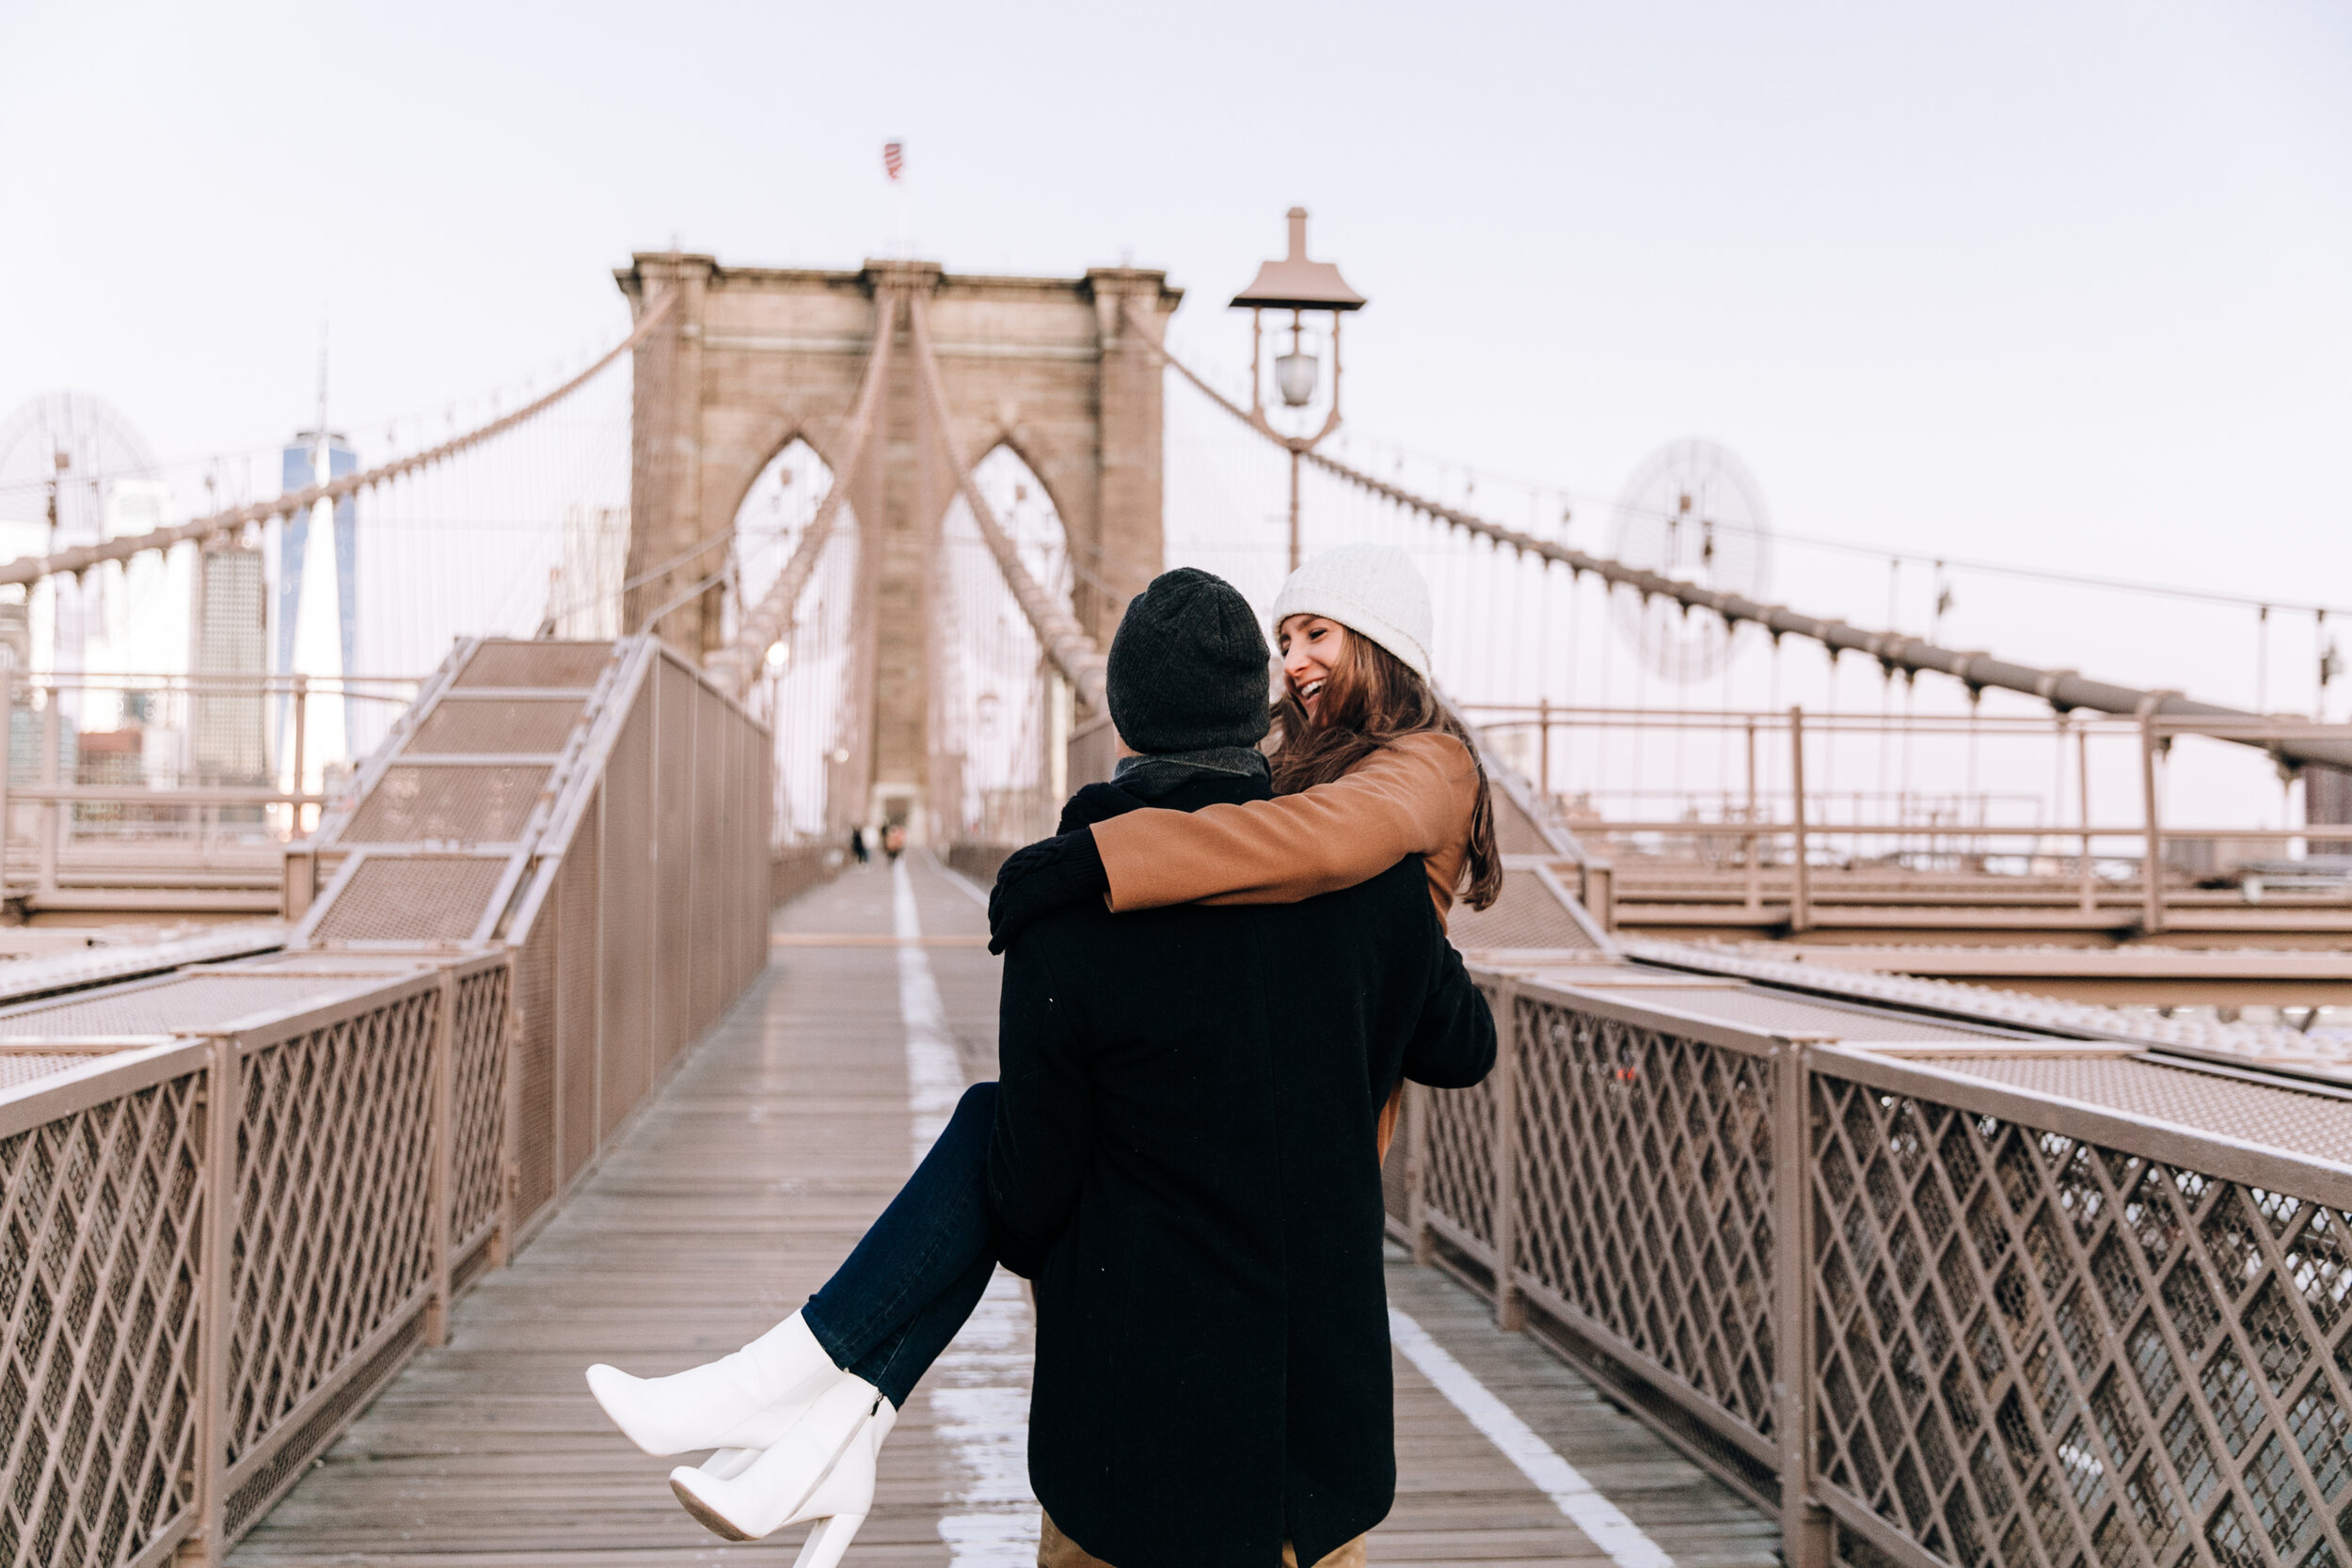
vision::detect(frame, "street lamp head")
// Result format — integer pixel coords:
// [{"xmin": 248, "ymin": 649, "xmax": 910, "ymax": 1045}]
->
[
  {"xmin": 1274, "ymin": 350, "xmax": 1320, "ymax": 407},
  {"xmin": 1230, "ymin": 208, "xmax": 1367, "ymax": 312}
]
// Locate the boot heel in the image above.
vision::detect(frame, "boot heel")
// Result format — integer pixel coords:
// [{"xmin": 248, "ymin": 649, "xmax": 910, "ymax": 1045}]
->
[{"xmin": 791, "ymin": 1512, "xmax": 868, "ymax": 1568}]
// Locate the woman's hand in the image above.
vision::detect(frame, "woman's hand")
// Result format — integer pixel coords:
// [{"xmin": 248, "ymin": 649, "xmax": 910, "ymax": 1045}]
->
[{"xmin": 987, "ymin": 829, "xmax": 1109, "ymax": 954}]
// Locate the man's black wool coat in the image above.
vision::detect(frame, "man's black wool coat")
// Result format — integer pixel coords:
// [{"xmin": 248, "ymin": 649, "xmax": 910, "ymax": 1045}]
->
[{"xmin": 985, "ymin": 767, "xmax": 1496, "ymax": 1568}]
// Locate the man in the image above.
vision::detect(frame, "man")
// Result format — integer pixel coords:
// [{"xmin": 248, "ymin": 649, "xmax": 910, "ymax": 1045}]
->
[{"xmin": 986, "ymin": 567, "xmax": 1495, "ymax": 1568}]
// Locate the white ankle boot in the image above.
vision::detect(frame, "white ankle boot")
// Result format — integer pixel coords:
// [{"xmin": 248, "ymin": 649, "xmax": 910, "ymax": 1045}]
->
[
  {"xmin": 585, "ymin": 1309, "xmax": 850, "ymax": 1455},
  {"xmin": 668, "ymin": 1374, "xmax": 896, "ymax": 1554}
]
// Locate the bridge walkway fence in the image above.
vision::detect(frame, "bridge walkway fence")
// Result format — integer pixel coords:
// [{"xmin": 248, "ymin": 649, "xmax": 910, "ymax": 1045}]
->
[
  {"xmin": 1394, "ymin": 968, "xmax": 2352, "ymax": 1568},
  {"xmin": 0, "ymin": 634, "xmax": 778, "ymax": 1568}
]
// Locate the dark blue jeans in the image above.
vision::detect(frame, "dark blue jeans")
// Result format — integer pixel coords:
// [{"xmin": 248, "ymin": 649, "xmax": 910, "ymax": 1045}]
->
[{"xmin": 800, "ymin": 1082, "xmax": 1001, "ymax": 1408}]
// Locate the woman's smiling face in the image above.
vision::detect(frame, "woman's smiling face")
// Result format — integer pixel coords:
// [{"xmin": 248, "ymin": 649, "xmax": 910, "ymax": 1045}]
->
[{"xmin": 1277, "ymin": 614, "xmax": 1348, "ymax": 724}]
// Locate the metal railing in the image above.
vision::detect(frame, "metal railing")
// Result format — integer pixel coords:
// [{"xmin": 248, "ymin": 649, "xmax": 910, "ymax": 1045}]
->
[
  {"xmin": 1400, "ymin": 972, "xmax": 2352, "ymax": 1568},
  {"xmin": 1463, "ymin": 704, "xmax": 2352, "ymax": 934},
  {"xmin": 0, "ymin": 633, "xmax": 783, "ymax": 1568},
  {"xmin": 0, "ymin": 671, "xmax": 424, "ymax": 914},
  {"xmin": 0, "ymin": 953, "xmax": 509, "ymax": 1568}
]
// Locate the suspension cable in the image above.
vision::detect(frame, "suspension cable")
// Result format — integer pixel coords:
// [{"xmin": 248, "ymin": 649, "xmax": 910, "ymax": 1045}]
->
[
  {"xmin": 1122, "ymin": 298, "xmax": 2352, "ymax": 774},
  {"xmin": 0, "ymin": 293, "xmax": 679, "ymax": 589}
]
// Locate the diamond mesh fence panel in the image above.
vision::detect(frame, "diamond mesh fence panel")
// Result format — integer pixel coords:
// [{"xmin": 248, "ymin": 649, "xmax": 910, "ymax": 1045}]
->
[
  {"xmin": 1421, "ymin": 974, "xmax": 1501, "ymax": 1259},
  {"xmin": 340, "ymin": 765, "xmax": 548, "ymax": 846},
  {"xmin": 402, "ymin": 696, "xmax": 587, "ymax": 756},
  {"xmin": 452, "ymin": 640, "xmax": 612, "ymax": 689},
  {"xmin": 224, "ymin": 990, "xmax": 437, "ymax": 1472},
  {"xmin": 0, "ymin": 1069, "xmax": 203, "ymax": 1568},
  {"xmin": 449, "ymin": 964, "xmax": 511, "ymax": 1252},
  {"xmin": 1406, "ymin": 974, "xmax": 2352, "ymax": 1568},
  {"xmin": 1810, "ymin": 1070, "xmax": 2352, "ymax": 1568},
  {"xmin": 1514, "ymin": 996, "xmax": 1780, "ymax": 1448}
]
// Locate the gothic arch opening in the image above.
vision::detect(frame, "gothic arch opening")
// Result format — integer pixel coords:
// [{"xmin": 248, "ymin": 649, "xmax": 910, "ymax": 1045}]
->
[
  {"xmin": 728, "ymin": 437, "xmax": 861, "ymax": 839},
  {"xmin": 930, "ymin": 444, "xmax": 1076, "ymax": 846}
]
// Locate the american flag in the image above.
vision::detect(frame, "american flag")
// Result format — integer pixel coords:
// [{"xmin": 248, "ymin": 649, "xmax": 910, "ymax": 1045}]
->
[{"xmin": 882, "ymin": 142, "xmax": 905, "ymax": 182}]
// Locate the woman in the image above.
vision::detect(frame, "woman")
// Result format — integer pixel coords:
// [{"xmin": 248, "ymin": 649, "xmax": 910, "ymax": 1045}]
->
[{"xmin": 586, "ymin": 545, "xmax": 1500, "ymax": 1560}]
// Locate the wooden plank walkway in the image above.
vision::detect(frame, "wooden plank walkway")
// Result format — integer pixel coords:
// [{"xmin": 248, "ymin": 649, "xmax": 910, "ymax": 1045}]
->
[{"xmin": 230, "ymin": 854, "xmax": 1778, "ymax": 1567}]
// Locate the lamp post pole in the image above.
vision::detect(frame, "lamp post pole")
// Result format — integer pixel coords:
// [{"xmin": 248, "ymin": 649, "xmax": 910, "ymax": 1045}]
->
[
  {"xmin": 1288, "ymin": 449, "xmax": 1302, "ymax": 573},
  {"xmin": 1230, "ymin": 209, "xmax": 1366, "ymax": 578}
]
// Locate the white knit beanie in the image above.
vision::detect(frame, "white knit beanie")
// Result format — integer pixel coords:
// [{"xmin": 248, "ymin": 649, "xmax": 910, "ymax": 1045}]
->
[{"xmin": 1267, "ymin": 543, "xmax": 1434, "ymax": 682}]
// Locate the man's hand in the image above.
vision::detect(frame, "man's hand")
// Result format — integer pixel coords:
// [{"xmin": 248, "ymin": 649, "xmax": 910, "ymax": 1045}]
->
[{"xmin": 988, "ymin": 829, "xmax": 1108, "ymax": 954}]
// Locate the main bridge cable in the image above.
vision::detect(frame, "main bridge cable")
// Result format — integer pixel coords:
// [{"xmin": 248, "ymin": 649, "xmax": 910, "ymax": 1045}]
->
[
  {"xmin": 1121, "ymin": 299, "xmax": 2352, "ymax": 775},
  {"xmin": 705, "ymin": 286, "xmax": 902, "ymax": 697},
  {"xmin": 906, "ymin": 290, "xmax": 1107, "ymax": 716},
  {"xmin": 0, "ymin": 293, "xmax": 680, "ymax": 590}
]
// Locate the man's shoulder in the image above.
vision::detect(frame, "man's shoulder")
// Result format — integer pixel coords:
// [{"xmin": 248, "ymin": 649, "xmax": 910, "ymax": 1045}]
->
[{"xmin": 1308, "ymin": 854, "xmax": 1431, "ymax": 910}]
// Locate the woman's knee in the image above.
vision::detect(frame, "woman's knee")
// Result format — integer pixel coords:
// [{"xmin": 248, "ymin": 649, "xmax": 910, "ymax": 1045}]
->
[{"xmin": 954, "ymin": 1080, "xmax": 999, "ymax": 1125}]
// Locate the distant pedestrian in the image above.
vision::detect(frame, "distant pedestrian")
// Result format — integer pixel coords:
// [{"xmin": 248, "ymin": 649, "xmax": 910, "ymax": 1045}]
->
[
  {"xmin": 882, "ymin": 825, "xmax": 905, "ymax": 863},
  {"xmin": 850, "ymin": 827, "xmax": 868, "ymax": 866}
]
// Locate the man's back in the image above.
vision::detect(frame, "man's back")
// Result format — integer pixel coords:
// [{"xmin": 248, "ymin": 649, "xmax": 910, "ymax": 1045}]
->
[{"xmin": 987, "ymin": 773, "xmax": 1494, "ymax": 1568}]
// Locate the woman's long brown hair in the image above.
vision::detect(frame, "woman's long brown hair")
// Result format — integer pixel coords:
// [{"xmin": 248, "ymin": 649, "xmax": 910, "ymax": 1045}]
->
[{"xmin": 1268, "ymin": 627, "xmax": 1503, "ymax": 911}]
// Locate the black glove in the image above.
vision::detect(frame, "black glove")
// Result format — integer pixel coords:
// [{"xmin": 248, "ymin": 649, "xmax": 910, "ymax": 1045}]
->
[{"xmin": 987, "ymin": 829, "xmax": 1108, "ymax": 954}]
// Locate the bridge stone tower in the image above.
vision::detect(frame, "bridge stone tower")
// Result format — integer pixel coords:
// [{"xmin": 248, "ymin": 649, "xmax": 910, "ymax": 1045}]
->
[{"xmin": 617, "ymin": 254, "xmax": 1180, "ymax": 832}]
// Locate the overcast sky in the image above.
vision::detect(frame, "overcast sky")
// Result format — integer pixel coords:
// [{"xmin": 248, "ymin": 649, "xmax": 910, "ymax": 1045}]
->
[{"xmin": 3, "ymin": 0, "xmax": 2347, "ymax": 665}]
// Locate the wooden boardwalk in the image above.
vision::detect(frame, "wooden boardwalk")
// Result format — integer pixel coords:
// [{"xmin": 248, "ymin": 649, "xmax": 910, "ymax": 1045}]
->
[{"xmin": 230, "ymin": 855, "xmax": 1777, "ymax": 1567}]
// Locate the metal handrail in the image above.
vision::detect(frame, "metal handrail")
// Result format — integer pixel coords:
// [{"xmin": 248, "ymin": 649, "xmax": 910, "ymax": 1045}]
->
[{"xmin": 1403, "ymin": 971, "xmax": 2352, "ymax": 1568}]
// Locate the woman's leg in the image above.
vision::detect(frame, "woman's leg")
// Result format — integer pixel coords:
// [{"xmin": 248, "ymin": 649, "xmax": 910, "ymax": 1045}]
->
[{"xmin": 800, "ymin": 1082, "xmax": 1003, "ymax": 1407}]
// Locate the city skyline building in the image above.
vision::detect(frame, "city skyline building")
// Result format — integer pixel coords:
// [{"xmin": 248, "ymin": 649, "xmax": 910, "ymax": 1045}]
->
[{"xmin": 276, "ymin": 432, "xmax": 358, "ymax": 776}]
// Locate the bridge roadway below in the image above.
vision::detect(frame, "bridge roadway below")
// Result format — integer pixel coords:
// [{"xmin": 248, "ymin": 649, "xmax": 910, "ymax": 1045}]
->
[{"xmin": 229, "ymin": 854, "xmax": 1777, "ymax": 1567}]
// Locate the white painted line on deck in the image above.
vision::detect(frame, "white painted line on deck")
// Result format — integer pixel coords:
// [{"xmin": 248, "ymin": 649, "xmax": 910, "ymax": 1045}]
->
[
  {"xmin": 895, "ymin": 861, "xmax": 967, "ymax": 1155},
  {"xmin": 1388, "ymin": 1307, "xmax": 1675, "ymax": 1568},
  {"xmin": 893, "ymin": 860, "xmax": 1041, "ymax": 1565},
  {"xmin": 926, "ymin": 846, "xmax": 993, "ymax": 909}
]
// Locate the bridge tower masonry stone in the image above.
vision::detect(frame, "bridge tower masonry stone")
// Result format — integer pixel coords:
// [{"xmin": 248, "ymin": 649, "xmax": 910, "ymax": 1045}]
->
[{"xmin": 616, "ymin": 253, "xmax": 1180, "ymax": 832}]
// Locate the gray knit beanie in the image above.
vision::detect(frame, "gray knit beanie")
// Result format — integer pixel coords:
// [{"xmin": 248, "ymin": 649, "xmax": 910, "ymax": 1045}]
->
[{"xmin": 1105, "ymin": 568, "xmax": 1272, "ymax": 753}]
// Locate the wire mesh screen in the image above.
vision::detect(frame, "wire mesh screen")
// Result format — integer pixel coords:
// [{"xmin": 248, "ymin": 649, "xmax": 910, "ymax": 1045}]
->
[
  {"xmin": 341, "ymin": 765, "xmax": 548, "ymax": 845},
  {"xmin": 1514, "ymin": 996, "xmax": 1780, "ymax": 1448},
  {"xmin": 653, "ymin": 658, "xmax": 695, "ymax": 1068},
  {"xmin": 556, "ymin": 808, "xmax": 614, "ymax": 1146},
  {"xmin": 596, "ymin": 695, "xmax": 654, "ymax": 1166},
  {"xmin": 0, "ymin": 1053, "xmax": 112, "ymax": 1091},
  {"xmin": 1809, "ymin": 1070, "xmax": 2352, "ymax": 1568},
  {"xmin": 452, "ymin": 640, "xmax": 612, "ymax": 690},
  {"xmin": 1491, "ymin": 784, "xmax": 1565, "ymax": 856},
  {"xmin": 1925, "ymin": 1057, "xmax": 2352, "ymax": 1168},
  {"xmin": 511, "ymin": 898, "xmax": 558, "ymax": 1221},
  {"xmin": 1449, "ymin": 869, "xmax": 1600, "ymax": 952},
  {"xmin": 0, "ymin": 974, "xmax": 360, "ymax": 1040},
  {"xmin": 501, "ymin": 643, "xmax": 773, "ymax": 1241},
  {"xmin": 403, "ymin": 696, "xmax": 587, "ymax": 756},
  {"xmin": 310, "ymin": 856, "xmax": 509, "ymax": 945},
  {"xmin": 0, "ymin": 1068, "xmax": 204, "ymax": 1568}
]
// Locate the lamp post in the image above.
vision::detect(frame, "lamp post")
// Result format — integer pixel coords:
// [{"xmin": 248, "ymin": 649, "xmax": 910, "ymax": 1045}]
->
[{"xmin": 1231, "ymin": 208, "xmax": 1367, "ymax": 572}]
